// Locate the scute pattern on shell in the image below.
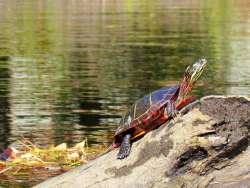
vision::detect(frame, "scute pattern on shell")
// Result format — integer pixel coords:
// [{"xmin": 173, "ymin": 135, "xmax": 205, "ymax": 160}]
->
[{"xmin": 115, "ymin": 85, "xmax": 179, "ymax": 138}]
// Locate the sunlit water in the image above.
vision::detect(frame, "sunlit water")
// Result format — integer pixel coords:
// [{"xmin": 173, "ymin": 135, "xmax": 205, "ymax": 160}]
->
[{"xmin": 0, "ymin": 0, "xmax": 250, "ymax": 186}]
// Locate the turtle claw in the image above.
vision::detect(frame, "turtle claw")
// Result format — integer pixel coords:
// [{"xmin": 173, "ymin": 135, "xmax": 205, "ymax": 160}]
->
[
  {"xmin": 169, "ymin": 110, "xmax": 180, "ymax": 123},
  {"xmin": 166, "ymin": 107, "xmax": 178, "ymax": 119},
  {"xmin": 174, "ymin": 111, "xmax": 180, "ymax": 118},
  {"xmin": 117, "ymin": 148, "xmax": 130, "ymax": 159}
]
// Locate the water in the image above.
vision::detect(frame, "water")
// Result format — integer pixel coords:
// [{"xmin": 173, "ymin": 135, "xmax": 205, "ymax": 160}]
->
[{"xmin": 0, "ymin": 0, "xmax": 249, "ymax": 182}]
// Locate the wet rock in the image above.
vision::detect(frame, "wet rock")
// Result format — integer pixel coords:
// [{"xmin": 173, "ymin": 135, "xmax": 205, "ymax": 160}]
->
[{"xmin": 34, "ymin": 96, "xmax": 250, "ymax": 188}]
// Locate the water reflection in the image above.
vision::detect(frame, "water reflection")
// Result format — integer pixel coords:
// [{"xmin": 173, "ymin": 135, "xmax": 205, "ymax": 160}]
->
[
  {"xmin": 0, "ymin": 0, "xmax": 248, "ymax": 154},
  {"xmin": 0, "ymin": 60, "xmax": 11, "ymax": 151}
]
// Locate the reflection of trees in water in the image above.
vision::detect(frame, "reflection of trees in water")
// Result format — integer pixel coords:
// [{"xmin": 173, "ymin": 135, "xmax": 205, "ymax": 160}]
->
[
  {"xmin": 225, "ymin": 9, "xmax": 250, "ymax": 96},
  {"xmin": 0, "ymin": 0, "xmax": 248, "ymax": 148},
  {"xmin": 0, "ymin": 63, "xmax": 11, "ymax": 152},
  {"xmin": 58, "ymin": 0, "xmax": 217, "ymax": 145},
  {"xmin": 0, "ymin": 3, "xmax": 11, "ymax": 151}
]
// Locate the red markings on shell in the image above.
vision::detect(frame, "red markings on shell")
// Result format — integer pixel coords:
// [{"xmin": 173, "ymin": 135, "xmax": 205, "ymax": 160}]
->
[
  {"xmin": 151, "ymin": 111, "xmax": 157, "ymax": 117},
  {"xmin": 142, "ymin": 118, "xmax": 148, "ymax": 124}
]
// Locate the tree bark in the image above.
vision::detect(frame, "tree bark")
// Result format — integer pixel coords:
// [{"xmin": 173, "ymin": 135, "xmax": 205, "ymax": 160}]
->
[{"xmin": 34, "ymin": 96, "xmax": 250, "ymax": 188}]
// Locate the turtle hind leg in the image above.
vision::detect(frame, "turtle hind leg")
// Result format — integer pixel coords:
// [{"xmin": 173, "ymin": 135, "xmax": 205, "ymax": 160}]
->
[{"xmin": 117, "ymin": 133, "xmax": 132, "ymax": 159}]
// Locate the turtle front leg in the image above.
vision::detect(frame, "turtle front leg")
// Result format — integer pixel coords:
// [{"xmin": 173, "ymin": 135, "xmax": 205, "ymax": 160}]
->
[
  {"xmin": 165, "ymin": 100, "xmax": 178, "ymax": 118},
  {"xmin": 117, "ymin": 133, "xmax": 132, "ymax": 159}
]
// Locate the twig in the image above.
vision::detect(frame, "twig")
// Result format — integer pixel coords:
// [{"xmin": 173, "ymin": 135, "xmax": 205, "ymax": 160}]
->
[{"xmin": 0, "ymin": 166, "xmax": 13, "ymax": 174}]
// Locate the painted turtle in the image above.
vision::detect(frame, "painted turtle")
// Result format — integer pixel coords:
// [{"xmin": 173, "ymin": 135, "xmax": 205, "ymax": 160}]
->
[{"xmin": 113, "ymin": 58, "xmax": 207, "ymax": 159}]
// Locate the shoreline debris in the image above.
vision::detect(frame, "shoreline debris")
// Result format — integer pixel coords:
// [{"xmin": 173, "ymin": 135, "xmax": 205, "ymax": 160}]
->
[{"xmin": 0, "ymin": 138, "xmax": 106, "ymax": 186}]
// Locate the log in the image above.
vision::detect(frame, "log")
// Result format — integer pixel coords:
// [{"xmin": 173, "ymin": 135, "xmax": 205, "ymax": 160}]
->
[{"xmin": 34, "ymin": 96, "xmax": 250, "ymax": 188}]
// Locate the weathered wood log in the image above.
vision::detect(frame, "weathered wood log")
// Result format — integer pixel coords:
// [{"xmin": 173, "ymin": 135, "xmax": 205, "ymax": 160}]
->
[{"xmin": 34, "ymin": 96, "xmax": 250, "ymax": 188}]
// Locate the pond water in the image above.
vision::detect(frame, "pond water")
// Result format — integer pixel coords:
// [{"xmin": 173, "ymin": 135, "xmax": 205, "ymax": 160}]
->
[{"xmin": 0, "ymin": 0, "xmax": 250, "ymax": 186}]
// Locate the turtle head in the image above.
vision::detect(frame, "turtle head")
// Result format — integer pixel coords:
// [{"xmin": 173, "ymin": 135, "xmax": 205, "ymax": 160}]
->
[
  {"xmin": 185, "ymin": 58, "xmax": 207, "ymax": 85},
  {"xmin": 180, "ymin": 58, "xmax": 207, "ymax": 97}
]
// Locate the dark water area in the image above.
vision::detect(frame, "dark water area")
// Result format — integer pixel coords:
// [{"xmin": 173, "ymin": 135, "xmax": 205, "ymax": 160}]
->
[{"xmin": 0, "ymin": 0, "xmax": 249, "ymax": 172}]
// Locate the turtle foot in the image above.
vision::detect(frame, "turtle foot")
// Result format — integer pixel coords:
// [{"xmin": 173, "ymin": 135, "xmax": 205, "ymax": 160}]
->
[
  {"xmin": 117, "ymin": 134, "xmax": 131, "ymax": 160},
  {"xmin": 166, "ymin": 101, "xmax": 179, "ymax": 119}
]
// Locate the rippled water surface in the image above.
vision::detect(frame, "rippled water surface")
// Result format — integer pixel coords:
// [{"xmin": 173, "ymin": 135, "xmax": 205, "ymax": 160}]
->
[{"xmin": 0, "ymin": 0, "xmax": 250, "ymax": 169}]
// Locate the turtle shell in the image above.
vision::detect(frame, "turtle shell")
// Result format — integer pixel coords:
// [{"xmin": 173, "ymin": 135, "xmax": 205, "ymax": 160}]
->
[{"xmin": 114, "ymin": 85, "xmax": 180, "ymax": 143}]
